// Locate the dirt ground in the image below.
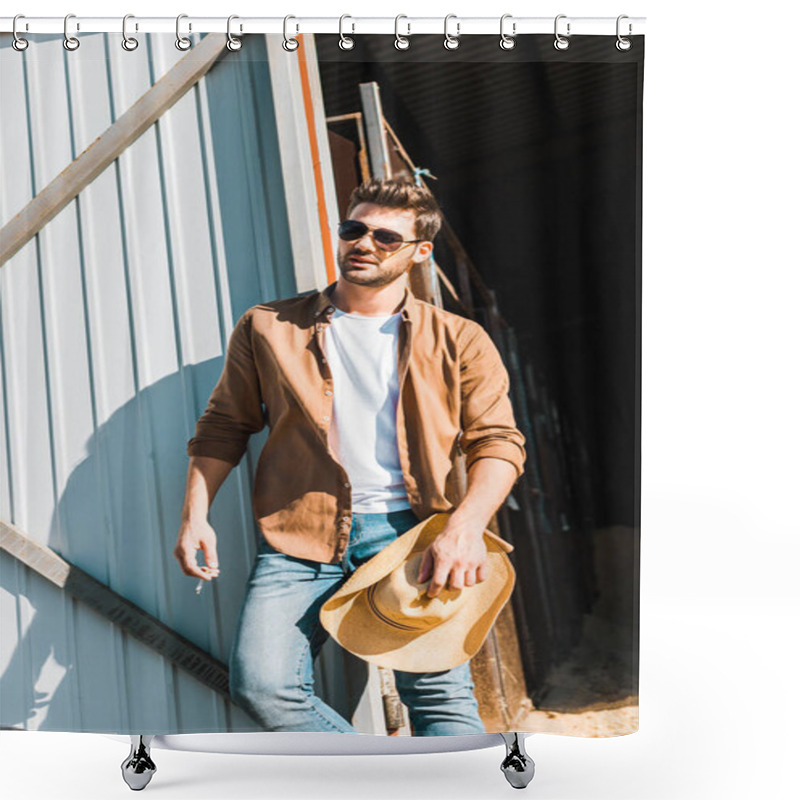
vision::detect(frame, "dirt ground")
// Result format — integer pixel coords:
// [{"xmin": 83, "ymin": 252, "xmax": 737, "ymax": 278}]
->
[
  {"xmin": 512, "ymin": 525, "xmax": 639, "ymax": 738},
  {"xmin": 517, "ymin": 703, "xmax": 638, "ymax": 737},
  {"xmin": 514, "ymin": 619, "xmax": 639, "ymax": 736}
]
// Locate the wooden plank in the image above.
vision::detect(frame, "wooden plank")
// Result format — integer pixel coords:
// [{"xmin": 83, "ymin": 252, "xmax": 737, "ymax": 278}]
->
[
  {"xmin": 0, "ymin": 33, "xmax": 228, "ymax": 267},
  {"xmin": 359, "ymin": 82, "xmax": 391, "ymax": 180},
  {"xmin": 0, "ymin": 519, "xmax": 231, "ymax": 698},
  {"xmin": 374, "ymin": 102, "xmax": 531, "ymax": 731}
]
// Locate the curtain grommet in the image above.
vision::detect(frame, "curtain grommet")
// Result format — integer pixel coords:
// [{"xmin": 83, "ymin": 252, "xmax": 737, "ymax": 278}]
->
[
  {"xmin": 121, "ymin": 14, "xmax": 139, "ymax": 51},
  {"xmin": 12, "ymin": 14, "xmax": 29, "ymax": 51},
  {"xmin": 500, "ymin": 14, "xmax": 516, "ymax": 50},
  {"xmin": 339, "ymin": 14, "xmax": 355, "ymax": 50},
  {"xmin": 554, "ymin": 14, "xmax": 571, "ymax": 51},
  {"xmin": 283, "ymin": 15, "xmax": 299, "ymax": 52},
  {"xmin": 394, "ymin": 15, "xmax": 411, "ymax": 50},
  {"xmin": 63, "ymin": 13, "xmax": 80, "ymax": 51},
  {"xmin": 226, "ymin": 15, "xmax": 243, "ymax": 51},
  {"xmin": 616, "ymin": 15, "xmax": 632, "ymax": 51},
  {"xmin": 175, "ymin": 14, "xmax": 192, "ymax": 51},
  {"xmin": 444, "ymin": 14, "xmax": 460, "ymax": 50}
]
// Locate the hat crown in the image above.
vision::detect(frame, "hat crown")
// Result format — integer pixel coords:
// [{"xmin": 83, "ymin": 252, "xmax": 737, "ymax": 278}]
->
[
  {"xmin": 367, "ymin": 557, "xmax": 464, "ymax": 632},
  {"xmin": 319, "ymin": 513, "xmax": 516, "ymax": 673}
]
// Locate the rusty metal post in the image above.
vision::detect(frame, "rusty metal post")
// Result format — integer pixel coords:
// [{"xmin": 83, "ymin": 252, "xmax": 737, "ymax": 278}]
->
[
  {"xmin": 406, "ymin": 276, "xmax": 530, "ymax": 733},
  {"xmin": 332, "ymin": 84, "xmax": 532, "ymax": 730}
]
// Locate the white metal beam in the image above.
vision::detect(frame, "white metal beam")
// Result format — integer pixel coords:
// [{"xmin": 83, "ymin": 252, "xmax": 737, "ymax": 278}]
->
[{"xmin": 265, "ymin": 33, "xmax": 338, "ymax": 293}]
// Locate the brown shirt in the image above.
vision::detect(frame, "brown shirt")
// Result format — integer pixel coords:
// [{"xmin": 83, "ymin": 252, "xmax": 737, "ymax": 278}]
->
[{"xmin": 187, "ymin": 281, "xmax": 526, "ymax": 563}]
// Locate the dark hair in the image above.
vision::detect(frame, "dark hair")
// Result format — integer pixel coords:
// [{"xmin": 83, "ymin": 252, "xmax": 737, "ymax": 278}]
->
[{"xmin": 345, "ymin": 178, "xmax": 443, "ymax": 242}]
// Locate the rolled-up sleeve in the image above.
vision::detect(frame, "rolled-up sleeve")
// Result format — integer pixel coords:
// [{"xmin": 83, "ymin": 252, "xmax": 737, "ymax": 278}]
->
[
  {"xmin": 186, "ymin": 310, "xmax": 266, "ymax": 466},
  {"xmin": 459, "ymin": 322, "xmax": 526, "ymax": 481}
]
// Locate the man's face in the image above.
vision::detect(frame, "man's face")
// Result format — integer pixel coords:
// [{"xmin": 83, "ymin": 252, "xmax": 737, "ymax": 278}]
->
[{"xmin": 336, "ymin": 202, "xmax": 430, "ymax": 288}]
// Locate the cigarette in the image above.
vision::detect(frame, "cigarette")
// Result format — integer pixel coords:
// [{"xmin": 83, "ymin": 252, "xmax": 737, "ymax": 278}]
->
[{"xmin": 195, "ymin": 578, "xmax": 205, "ymax": 595}]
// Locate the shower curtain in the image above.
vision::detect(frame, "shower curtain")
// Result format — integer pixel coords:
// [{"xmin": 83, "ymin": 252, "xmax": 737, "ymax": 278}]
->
[{"xmin": 0, "ymin": 27, "xmax": 643, "ymax": 739}]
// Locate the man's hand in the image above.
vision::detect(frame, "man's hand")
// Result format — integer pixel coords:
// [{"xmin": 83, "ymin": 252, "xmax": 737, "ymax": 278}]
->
[
  {"xmin": 173, "ymin": 518, "xmax": 221, "ymax": 582},
  {"xmin": 417, "ymin": 516, "xmax": 488, "ymax": 598}
]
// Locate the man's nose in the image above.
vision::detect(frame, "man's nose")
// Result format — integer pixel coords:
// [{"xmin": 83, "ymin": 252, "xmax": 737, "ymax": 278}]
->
[{"xmin": 351, "ymin": 231, "xmax": 378, "ymax": 250}]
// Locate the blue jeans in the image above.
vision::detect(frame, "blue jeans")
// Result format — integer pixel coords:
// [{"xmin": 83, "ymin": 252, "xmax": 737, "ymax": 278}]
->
[{"xmin": 228, "ymin": 508, "xmax": 486, "ymax": 735}]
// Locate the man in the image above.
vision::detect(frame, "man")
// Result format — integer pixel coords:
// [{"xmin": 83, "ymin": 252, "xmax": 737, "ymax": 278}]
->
[{"xmin": 173, "ymin": 177, "xmax": 526, "ymax": 735}]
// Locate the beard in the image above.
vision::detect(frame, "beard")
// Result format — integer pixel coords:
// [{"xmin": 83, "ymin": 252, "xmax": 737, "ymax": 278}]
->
[{"xmin": 336, "ymin": 248, "xmax": 413, "ymax": 287}]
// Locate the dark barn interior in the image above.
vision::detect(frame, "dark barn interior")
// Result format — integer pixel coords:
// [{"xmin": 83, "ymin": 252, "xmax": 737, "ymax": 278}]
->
[{"xmin": 316, "ymin": 33, "xmax": 642, "ymax": 722}]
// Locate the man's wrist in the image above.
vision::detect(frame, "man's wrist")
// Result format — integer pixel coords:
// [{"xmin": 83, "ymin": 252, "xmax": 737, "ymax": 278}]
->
[
  {"xmin": 447, "ymin": 507, "xmax": 490, "ymax": 537},
  {"xmin": 181, "ymin": 510, "xmax": 208, "ymax": 524}
]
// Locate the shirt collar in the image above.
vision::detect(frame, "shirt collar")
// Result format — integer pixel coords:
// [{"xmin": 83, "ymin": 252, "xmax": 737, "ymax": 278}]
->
[{"xmin": 311, "ymin": 280, "xmax": 417, "ymax": 324}]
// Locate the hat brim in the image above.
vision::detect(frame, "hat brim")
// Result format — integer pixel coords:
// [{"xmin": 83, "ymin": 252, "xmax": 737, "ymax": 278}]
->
[{"xmin": 319, "ymin": 513, "xmax": 516, "ymax": 672}]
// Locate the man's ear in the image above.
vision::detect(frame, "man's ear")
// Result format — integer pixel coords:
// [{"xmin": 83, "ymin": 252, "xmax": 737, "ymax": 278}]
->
[{"xmin": 413, "ymin": 241, "xmax": 434, "ymax": 262}]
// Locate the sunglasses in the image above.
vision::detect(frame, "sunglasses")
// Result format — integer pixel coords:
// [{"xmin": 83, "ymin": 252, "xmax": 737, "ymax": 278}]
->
[{"xmin": 338, "ymin": 219, "xmax": 425, "ymax": 253}]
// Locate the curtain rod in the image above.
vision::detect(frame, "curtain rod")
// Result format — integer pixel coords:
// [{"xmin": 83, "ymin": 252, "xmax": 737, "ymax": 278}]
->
[{"xmin": 1, "ymin": 16, "xmax": 646, "ymax": 37}]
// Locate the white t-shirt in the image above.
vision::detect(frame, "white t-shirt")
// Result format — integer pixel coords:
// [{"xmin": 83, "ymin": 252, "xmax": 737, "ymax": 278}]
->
[{"xmin": 324, "ymin": 306, "xmax": 412, "ymax": 513}]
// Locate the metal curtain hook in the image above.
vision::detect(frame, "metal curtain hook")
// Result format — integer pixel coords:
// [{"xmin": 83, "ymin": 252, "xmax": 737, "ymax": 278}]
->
[
  {"xmin": 500, "ymin": 14, "xmax": 516, "ymax": 50},
  {"xmin": 616, "ymin": 14, "xmax": 632, "ymax": 50},
  {"xmin": 444, "ymin": 14, "xmax": 460, "ymax": 50},
  {"xmin": 226, "ymin": 15, "xmax": 242, "ymax": 51},
  {"xmin": 176, "ymin": 13, "xmax": 191, "ymax": 51},
  {"xmin": 283, "ymin": 15, "xmax": 299, "ymax": 52},
  {"xmin": 121, "ymin": 14, "xmax": 139, "ymax": 51},
  {"xmin": 12, "ymin": 14, "xmax": 29, "ymax": 51},
  {"xmin": 554, "ymin": 14, "xmax": 571, "ymax": 50},
  {"xmin": 394, "ymin": 15, "xmax": 410, "ymax": 50},
  {"xmin": 63, "ymin": 13, "xmax": 80, "ymax": 51},
  {"xmin": 339, "ymin": 14, "xmax": 355, "ymax": 50}
]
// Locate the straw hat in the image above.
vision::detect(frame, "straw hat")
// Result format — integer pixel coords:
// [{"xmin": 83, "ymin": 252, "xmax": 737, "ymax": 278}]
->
[{"xmin": 319, "ymin": 512, "xmax": 516, "ymax": 673}]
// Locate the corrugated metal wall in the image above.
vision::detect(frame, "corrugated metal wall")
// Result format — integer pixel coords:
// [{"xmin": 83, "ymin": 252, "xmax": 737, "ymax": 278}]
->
[{"xmin": 0, "ymin": 32, "xmax": 320, "ymax": 733}]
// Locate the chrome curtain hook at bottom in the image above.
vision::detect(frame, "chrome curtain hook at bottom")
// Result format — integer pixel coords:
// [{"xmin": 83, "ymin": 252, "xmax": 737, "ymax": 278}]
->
[
  {"xmin": 339, "ymin": 14, "xmax": 355, "ymax": 50},
  {"xmin": 12, "ymin": 14, "xmax": 29, "ymax": 51},
  {"xmin": 283, "ymin": 15, "xmax": 299, "ymax": 51},
  {"xmin": 227, "ymin": 15, "xmax": 242, "ymax": 51},
  {"xmin": 444, "ymin": 14, "xmax": 460, "ymax": 50},
  {"xmin": 395, "ymin": 15, "xmax": 410, "ymax": 50},
  {"xmin": 616, "ymin": 14, "xmax": 632, "ymax": 50},
  {"xmin": 554, "ymin": 14, "xmax": 571, "ymax": 50},
  {"xmin": 121, "ymin": 14, "xmax": 139, "ymax": 51},
  {"xmin": 63, "ymin": 13, "xmax": 79, "ymax": 51},
  {"xmin": 500, "ymin": 14, "xmax": 516, "ymax": 50},
  {"xmin": 176, "ymin": 13, "xmax": 192, "ymax": 51}
]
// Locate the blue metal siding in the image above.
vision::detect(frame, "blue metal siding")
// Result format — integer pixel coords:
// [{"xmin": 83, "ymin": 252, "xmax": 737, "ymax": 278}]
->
[{"xmin": 0, "ymin": 32, "xmax": 302, "ymax": 733}]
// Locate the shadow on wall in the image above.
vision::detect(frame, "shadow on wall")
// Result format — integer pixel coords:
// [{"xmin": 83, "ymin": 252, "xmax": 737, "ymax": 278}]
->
[{"xmin": 0, "ymin": 357, "xmax": 363, "ymax": 733}]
